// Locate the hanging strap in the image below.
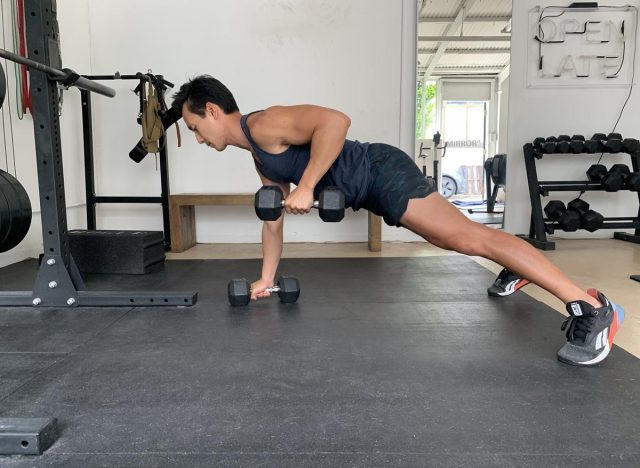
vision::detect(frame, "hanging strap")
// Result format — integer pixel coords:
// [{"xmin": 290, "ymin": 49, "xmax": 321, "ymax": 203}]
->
[{"xmin": 140, "ymin": 79, "xmax": 164, "ymax": 154}]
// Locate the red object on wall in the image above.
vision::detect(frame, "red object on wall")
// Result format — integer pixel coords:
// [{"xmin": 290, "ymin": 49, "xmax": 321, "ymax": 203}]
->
[{"xmin": 17, "ymin": 0, "xmax": 32, "ymax": 114}]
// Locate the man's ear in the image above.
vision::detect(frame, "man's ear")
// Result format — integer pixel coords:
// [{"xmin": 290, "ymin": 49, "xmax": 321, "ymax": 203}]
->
[{"xmin": 206, "ymin": 102, "xmax": 218, "ymax": 119}]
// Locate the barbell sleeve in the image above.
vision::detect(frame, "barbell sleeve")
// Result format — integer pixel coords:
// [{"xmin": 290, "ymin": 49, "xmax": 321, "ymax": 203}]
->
[{"xmin": 0, "ymin": 47, "xmax": 116, "ymax": 98}]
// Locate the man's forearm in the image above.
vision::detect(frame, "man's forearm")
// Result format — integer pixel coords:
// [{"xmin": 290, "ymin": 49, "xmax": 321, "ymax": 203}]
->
[{"xmin": 261, "ymin": 221, "xmax": 283, "ymax": 283}]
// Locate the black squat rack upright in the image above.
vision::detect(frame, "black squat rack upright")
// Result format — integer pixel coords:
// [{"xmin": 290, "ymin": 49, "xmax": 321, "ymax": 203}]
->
[{"xmin": 0, "ymin": 0, "xmax": 197, "ymax": 307}]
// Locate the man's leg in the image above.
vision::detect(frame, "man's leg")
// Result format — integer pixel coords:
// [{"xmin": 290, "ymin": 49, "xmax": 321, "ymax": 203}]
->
[
  {"xmin": 398, "ymin": 193, "xmax": 599, "ymax": 307},
  {"xmin": 399, "ymin": 192, "xmax": 626, "ymax": 366}
]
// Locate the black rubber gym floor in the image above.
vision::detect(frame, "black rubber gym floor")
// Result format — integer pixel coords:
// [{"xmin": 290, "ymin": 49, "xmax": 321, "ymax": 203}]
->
[{"xmin": 1, "ymin": 256, "xmax": 639, "ymax": 467}]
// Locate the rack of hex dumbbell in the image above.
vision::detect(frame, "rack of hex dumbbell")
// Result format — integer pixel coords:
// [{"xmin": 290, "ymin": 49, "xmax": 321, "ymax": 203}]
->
[{"xmin": 519, "ymin": 133, "xmax": 640, "ymax": 250}]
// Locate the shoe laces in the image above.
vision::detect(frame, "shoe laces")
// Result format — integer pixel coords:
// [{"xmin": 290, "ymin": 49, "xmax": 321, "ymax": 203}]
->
[{"xmin": 561, "ymin": 314, "xmax": 596, "ymax": 343}]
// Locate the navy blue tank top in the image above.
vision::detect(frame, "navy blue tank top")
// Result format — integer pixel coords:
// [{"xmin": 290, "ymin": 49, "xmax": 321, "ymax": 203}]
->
[{"xmin": 240, "ymin": 111, "xmax": 370, "ymax": 209}]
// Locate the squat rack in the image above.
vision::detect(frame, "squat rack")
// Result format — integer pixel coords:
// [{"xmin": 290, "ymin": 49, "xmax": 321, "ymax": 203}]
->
[
  {"xmin": 0, "ymin": 0, "xmax": 196, "ymax": 307},
  {"xmin": 79, "ymin": 73, "xmax": 173, "ymax": 249}
]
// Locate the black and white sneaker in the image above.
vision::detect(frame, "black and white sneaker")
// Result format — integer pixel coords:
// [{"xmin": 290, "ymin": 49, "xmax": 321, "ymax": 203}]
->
[
  {"xmin": 557, "ymin": 289, "xmax": 625, "ymax": 367},
  {"xmin": 487, "ymin": 268, "xmax": 530, "ymax": 297}
]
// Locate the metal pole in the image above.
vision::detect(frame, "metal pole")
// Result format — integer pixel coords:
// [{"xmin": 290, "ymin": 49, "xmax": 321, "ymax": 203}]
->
[{"xmin": 81, "ymin": 90, "xmax": 97, "ymax": 229}]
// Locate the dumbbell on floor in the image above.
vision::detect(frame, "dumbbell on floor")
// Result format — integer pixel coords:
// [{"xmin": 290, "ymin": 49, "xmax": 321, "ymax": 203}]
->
[
  {"xmin": 255, "ymin": 185, "xmax": 345, "ymax": 222},
  {"xmin": 227, "ymin": 276, "xmax": 300, "ymax": 306}
]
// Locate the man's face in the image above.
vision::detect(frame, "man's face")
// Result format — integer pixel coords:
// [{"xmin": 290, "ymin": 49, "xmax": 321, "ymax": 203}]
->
[{"xmin": 182, "ymin": 103, "xmax": 226, "ymax": 151}]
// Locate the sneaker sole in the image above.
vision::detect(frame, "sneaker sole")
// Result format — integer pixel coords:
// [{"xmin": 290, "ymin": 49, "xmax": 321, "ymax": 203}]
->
[
  {"xmin": 487, "ymin": 279, "xmax": 530, "ymax": 297},
  {"xmin": 557, "ymin": 303, "xmax": 625, "ymax": 367}
]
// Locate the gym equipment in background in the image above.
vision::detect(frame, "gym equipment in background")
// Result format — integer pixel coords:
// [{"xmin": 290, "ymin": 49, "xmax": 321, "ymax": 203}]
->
[
  {"xmin": 519, "ymin": 133, "xmax": 640, "ymax": 251},
  {"xmin": 0, "ymin": 0, "xmax": 197, "ymax": 308}
]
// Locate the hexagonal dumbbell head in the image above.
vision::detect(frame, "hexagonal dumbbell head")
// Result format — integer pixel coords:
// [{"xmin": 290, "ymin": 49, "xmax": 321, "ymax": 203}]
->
[
  {"xmin": 558, "ymin": 210, "xmax": 581, "ymax": 232},
  {"xmin": 276, "ymin": 276, "xmax": 300, "ymax": 303},
  {"xmin": 318, "ymin": 187, "xmax": 345, "ymax": 222},
  {"xmin": 610, "ymin": 163, "xmax": 631, "ymax": 179},
  {"xmin": 602, "ymin": 164, "xmax": 631, "ymax": 192},
  {"xmin": 627, "ymin": 172, "xmax": 640, "ymax": 191},
  {"xmin": 583, "ymin": 139, "xmax": 599, "ymax": 153},
  {"xmin": 603, "ymin": 136, "xmax": 623, "ymax": 153},
  {"xmin": 544, "ymin": 200, "xmax": 566, "ymax": 220},
  {"xmin": 255, "ymin": 185, "xmax": 284, "ymax": 221},
  {"xmin": 581, "ymin": 210, "xmax": 604, "ymax": 232},
  {"xmin": 622, "ymin": 138, "xmax": 640, "ymax": 152},
  {"xmin": 228, "ymin": 278, "xmax": 251, "ymax": 306},
  {"xmin": 587, "ymin": 164, "xmax": 607, "ymax": 182},
  {"xmin": 567, "ymin": 198, "xmax": 590, "ymax": 215},
  {"xmin": 569, "ymin": 138, "xmax": 585, "ymax": 154},
  {"xmin": 533, "ymin": 137, "xmax": 546, "ymax": 148}
]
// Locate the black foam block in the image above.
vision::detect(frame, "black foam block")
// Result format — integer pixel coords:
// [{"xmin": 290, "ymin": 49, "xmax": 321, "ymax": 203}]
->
[{"xmin": 69, "ymin": 230, "xmax": 165, "ymax": 275}]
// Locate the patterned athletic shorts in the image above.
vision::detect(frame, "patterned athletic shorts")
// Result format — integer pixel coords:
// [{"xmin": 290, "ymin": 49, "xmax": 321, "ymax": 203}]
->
[{"xmin": 359, "ymin": 143, "xmax": 436, "ymax": 227}]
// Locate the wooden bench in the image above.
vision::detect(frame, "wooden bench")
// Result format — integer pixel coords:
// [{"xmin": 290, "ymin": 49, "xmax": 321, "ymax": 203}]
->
[{"xmin": 169, "ymin": 193, "xmax": 382, "ymax": 253}]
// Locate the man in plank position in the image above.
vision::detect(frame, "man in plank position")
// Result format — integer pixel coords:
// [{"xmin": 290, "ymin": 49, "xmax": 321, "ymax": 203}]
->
[{"xmin": 171, "ymin": 75, "xmax": 624, "ymax": 367}]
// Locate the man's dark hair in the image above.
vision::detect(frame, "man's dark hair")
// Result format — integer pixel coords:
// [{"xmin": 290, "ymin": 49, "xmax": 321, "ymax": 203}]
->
[{"xmin": 171, "ymin": 75, "xmax": 239, "ymax": 116}]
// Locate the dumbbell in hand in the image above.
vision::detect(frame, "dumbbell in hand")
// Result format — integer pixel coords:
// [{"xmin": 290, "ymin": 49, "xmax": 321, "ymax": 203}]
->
[
  {"xmin": 227, "ymin": 276, "xmax": 300, "ymax": 306},
  {"xmin": 255, "ymin": 185, "xmax": 345, "ymax": 222}
]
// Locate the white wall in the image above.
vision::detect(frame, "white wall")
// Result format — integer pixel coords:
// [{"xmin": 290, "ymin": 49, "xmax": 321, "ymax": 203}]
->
[
  {"xmin": 0, "ymin": 0, "xmax": 90, "ymax": 267},
  {"xmin": 505, "ymin": 0, "xmax": 640, "ymax": 238},
  {"xmin": 1, "ymin": 0, "xmax": 421, "ymax": 266},
  {"xmin": 85, "ymin": 0, "xmax": 421, "ymax": 244}
]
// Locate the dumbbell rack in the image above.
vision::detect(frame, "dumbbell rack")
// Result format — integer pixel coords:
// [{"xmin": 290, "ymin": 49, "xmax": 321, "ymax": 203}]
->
[{"xmin": 519, "ymin": 139, "xmax": 640, "ymax": 251}]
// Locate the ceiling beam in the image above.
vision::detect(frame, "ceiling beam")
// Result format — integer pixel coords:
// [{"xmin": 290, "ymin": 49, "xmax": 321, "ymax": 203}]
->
[
  {"xmin": 419, "ymin": 48, "xmax": 510, "ymax": 55},
  {"xmin": 424, "ymin": 72, "xmax": 501, "ymax": 77},
  {"xmin": 419, "ymin": 65, "xmax": 505, "ymax": 72},
  {"xmin": 419, "ymin": 15, "xmax": 510, "ymax": 23},
  {"xmin": 421, "ymin": 0, "xmax": 477, "ymax": 82},
  {"xmin": 498, "ymin": 64, "xmax": 511, "ymax": 82},
  {"xmin": 419, "ymin": 36, "xmax": 511, "ymax": 42}
]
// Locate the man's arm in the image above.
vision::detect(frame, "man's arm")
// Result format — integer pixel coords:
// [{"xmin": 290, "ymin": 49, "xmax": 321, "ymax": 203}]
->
[
  {"xmin": 250, "ymin": 105, "xmax": 351, "ymax": 214},
  {"xmin": 252, "ymin": 172, "xmax": 290, "ymax": 300}
]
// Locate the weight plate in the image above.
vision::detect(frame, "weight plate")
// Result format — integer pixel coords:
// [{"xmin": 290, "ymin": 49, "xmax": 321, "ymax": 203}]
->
[
  {"xmin": 0, "ymin": 61, "xmax": 6, "ymax": 109},
  {"xmin": 0, "ymin": 179, "xmax": 12, "ymax": 249},
  {"xmin": 0, "ymin": 172, "xmax": 19, "ymax": 252},
  {"xmin": 0, "ymin": 170, "xmax": 32, "ymax": 252}
]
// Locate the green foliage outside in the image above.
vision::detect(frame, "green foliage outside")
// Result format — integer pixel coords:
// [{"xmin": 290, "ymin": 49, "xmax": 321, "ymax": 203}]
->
[{"xmin": 416, "ymin": 81, "xmax": 437, "ymax": 139}]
